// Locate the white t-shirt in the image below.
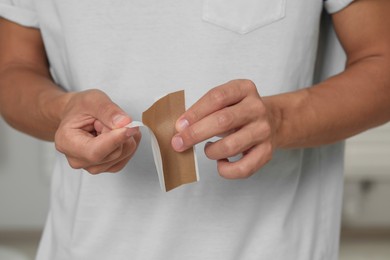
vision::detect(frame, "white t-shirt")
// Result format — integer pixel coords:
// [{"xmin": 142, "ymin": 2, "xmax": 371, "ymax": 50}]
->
[{"xmin": 0, "ymin": 0, "xmax": 353, "ymax": 259}]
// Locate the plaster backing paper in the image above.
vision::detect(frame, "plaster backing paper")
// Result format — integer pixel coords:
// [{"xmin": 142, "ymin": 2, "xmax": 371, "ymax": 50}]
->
[{"xmin": 126, "ymin": 90, "xmax": 199, "ymax": 192}]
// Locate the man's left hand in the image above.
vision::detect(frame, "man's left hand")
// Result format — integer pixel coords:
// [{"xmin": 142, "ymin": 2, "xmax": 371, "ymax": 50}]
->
[{"xmin": 171, "ymin": 79, "xmax": 275, "ymax": 179}]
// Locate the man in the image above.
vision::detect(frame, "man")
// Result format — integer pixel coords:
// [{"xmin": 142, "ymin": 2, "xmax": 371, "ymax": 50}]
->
[{"xmin": 0, "ymin": 0, "xmax": 389, "ymax": 259}]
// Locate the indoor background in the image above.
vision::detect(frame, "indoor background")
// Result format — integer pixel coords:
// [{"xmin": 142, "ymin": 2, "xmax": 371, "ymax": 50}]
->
[
  {"xmin": 1, "ymin": 12, "xmax": 389, "ymax": 260},
  {"xmin": 1, "ymin": 119, "xmax": 389, "ymax": 260}
]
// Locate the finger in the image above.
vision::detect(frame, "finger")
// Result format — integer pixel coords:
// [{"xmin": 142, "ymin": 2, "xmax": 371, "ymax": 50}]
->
[
  {"xmin": 84, "ymin": 137, "xmax": 139, "ymax": 174},
  {"xmin": 105, "ymin": 154, "xmax": 133, "ymax": 173},
  {"xmin": 65, "ymin": 142, "xmax": 125, "ymax": 170},
  {"xmin": 84, "ymin": 90, "xmax": 132, "ymax": 129},
  {"xmin": 99, "ymin": 130, "xmax": 141, "ymax": 163},
  {"xmin": 59, "ymin": 125, "xmax": 141, "ymax": 170},
  {"xmin": 87, "ymin": 131, "xmax": 141, "ymax": 174},
  {"xmin": 175, "ymin": 80, "xmax": 257, "ymax": 132},
  {"xmin": 101, "ymin": 131, "xmax": 141, "ymax": 173},
  {"xmin": 216, "ymin": 142, "xmax": 273, "ymax": 179},
  {"xmin": 204, "ymin": 124, "xmax": 267, "ymax": 160},
  {"xmin": 72, "ymin": 127, "xmax": 134, "ymax": 165},
  {"xmin": 94, "ymin": 120, "xmax": 105, "ymax": 134},
  {"xmin": 96, "ymin": 120, "xmax": 140, "ymax": 136},
  {"xmin": 85, "ymin": 154, "xmax": 131, "ymax": 174},
  {"xmin": 172, "ymin": 97, "xmax": 258, "ymax": 152}
]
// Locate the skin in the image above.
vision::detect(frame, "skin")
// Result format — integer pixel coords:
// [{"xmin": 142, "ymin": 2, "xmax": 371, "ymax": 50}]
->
[
  {"xmin": 0, "ymin": 0, "xmax": 389, "ymax": 177},
  {"xmin": 172, "ymin": 0, "xmax": 390, "ymax": 178},
  {"xmin": 0, "ymin": 19, "xmax": 141, "ymax": 174}
]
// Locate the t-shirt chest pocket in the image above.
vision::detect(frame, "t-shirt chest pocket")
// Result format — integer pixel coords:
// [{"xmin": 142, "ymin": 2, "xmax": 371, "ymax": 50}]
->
[{"xmin": 202, "ymin": 0, "xmax": 286, "ymax": 34}]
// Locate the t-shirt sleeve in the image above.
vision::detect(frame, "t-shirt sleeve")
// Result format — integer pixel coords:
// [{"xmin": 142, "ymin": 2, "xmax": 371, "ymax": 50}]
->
[
  {"xmin": 324, "ymin": 0, "xmax": 354, "ymax": 14},
  {"xmin": 0, "ymin": 0, "xmax": 38, "ymax": 28}
]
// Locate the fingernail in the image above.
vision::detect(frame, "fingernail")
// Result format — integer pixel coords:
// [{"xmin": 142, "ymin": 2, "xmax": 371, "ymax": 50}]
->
[
  {"xmin": 177, "ymin": 119, "xmax": 189, "ymax": 132},
  {"xmin": 113, "ymin": 115, "xmax": 127, "ymax": 127},
  {"xmin": 125, "ymin": 128, "xmax": 135, "ymax": 137},
  {"xmin": 172, "ymin": 135, "xmax": 184, "ymax": 151}
]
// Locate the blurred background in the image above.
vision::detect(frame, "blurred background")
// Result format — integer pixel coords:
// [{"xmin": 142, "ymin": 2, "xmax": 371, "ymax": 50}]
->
[
  {"xmin": 0, "ymin": 115, "xmax": 389, "ymax": 260},
  {"xmin": 1, "ymin": 12, "xmax": 389, "ymax": 260}
]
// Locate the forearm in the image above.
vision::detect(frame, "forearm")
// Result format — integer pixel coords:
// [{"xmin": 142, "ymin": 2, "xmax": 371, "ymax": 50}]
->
[
  {"xmin": 268, "ymin": 55, "xmax": 390, "ymax": 149},
  {"xmin": 0, "ymin": 64, "xmax": 71, "ymax": 141}
]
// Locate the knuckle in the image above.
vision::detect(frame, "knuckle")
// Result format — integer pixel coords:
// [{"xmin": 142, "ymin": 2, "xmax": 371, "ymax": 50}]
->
[
  {"xmin": 86, "ymin": 167, "xmax": 101, "ymax": 175},
  {"xmin": 54, "ymin": 141, "xmax": 64, "ymax": 153},
  {"xmin": 251, "ymin": 123, "xmax": 271, "ymax": 144},
  {"xmin": 186, "ymin": 110, "xmax": 199, "ymax": 123},
  {"xmin": 236, "ymin": 167, "xmax": 251, "ymax": 179},
  {"xmin": 246, "ymin": 126, "xmax": 262, "ymax": 146},
  {"xmin": 224, "ymin": 163, "xmax": 251, "ymax": 179},
  {"xmin": 209, "ymin": 88, "xmax": 227, "ymax": 106},
  {"xmin": 82, "ymin": 89, "xmax": 105, "ymax": 106},
  {"xmin": 217, "ymin": 110, "xmax": 234, "ymax": 130},
  {"xmin": 222, "ymin": 138, "xmax": 241, "ymax": 156},
  {"xmin": 218, "ymin": 171, "xmax": 231, "ymax": 180},
  {"xmin": 254, "ymin": 96, "xmax": 264, "ymax": 107},
  {"xmin": 240, "ymin": 79, "xmax": 256, "ymax": 91},
  {"xmin": 85, "ymin": 89, "xmax": 105, "ymax": 100},
  {"xmin": 67, "ymin": 159, "xmax": 83, "ymax": 170},
  {"xmin": 261, "ymin": 123, "xmax": 272, "ymax": 138},
  {"xmin": 251, "ymin": 99, "xmax": 266, "ymax": 114},
  {"xmin": 253, "ymin": 144, "xmax": 273, "ymax": 170},
  {"xmin": 235, "ymin": 164, "xmax": 253, "ymax": 179},
  {"xmin": 249, "ymin": 129, "xmax": 261, "ymax": 145}
]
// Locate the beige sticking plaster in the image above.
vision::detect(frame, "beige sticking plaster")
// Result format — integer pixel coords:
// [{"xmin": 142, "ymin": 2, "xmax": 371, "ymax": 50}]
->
[{"xmin": 142, "ymin": 90, "xmax": 198, "ymax": 191}]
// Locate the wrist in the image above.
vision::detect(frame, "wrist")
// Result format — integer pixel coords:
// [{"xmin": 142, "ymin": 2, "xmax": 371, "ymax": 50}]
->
[
  {"xmin": 263, "ymin": 96, "xmax": 284, "ymax": 149},
  {"xmin": 38, "ymin": 87, "xmax": 74, "ymax": 130}
]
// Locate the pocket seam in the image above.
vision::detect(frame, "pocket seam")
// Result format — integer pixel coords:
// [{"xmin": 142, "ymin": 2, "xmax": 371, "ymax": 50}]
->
[{"xmin": 202, "ymin": 0, "xmax": 287, "ymax": 34}]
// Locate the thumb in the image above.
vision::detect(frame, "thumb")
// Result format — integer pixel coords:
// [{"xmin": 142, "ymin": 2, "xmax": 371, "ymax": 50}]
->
[
  {"xmin": 91, "ymin": 91, "xmax": 132, "ymax": 129},
  {"xmin": 111, "ymin": 113, "xmax": 132, "ymax": 129}
]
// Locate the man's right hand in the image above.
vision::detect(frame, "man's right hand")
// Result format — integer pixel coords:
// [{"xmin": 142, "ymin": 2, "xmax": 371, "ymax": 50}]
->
[
  {"xmin": 55, "ymin": 89, "xmax": 141, "ymax": 174},
  {"xmin": 0, "ymin": 19, "xmax": 140, "ymax": 174}
]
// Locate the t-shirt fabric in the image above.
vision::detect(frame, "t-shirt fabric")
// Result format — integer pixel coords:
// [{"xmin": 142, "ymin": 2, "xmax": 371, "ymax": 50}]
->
[{"xmin": 0, "ymin": 0, "xmax": 353, "ymax": 259}]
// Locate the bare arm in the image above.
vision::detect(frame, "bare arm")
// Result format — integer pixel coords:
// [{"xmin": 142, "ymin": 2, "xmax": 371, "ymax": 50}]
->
[
  {"xmin": 172, "ymin": 0, "xmax": 390, "ymax": 178},
  {"xmin": 0, "ymin": 18, "xmax": 68, "ymax": 140},
  {"xmin": 268, "ymin": 0, "xmax": 390, "ymax": 148},
  {"xmin": 0, "ymin": 18, "xmax": 141, "ymax": 174}
]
